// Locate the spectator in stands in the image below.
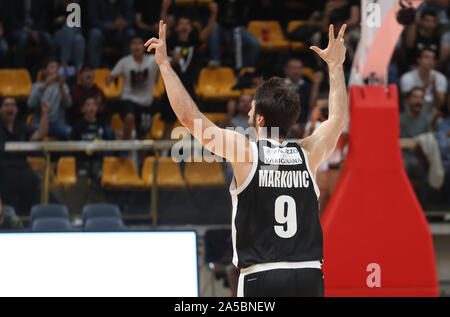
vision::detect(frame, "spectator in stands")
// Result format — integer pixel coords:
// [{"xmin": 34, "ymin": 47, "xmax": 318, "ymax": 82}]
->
[
  {"xmin": 319, "ymin": 1, "xmax": 360, "ymax": 48},
  {"xmin": 440, "ymin": 30, "xmax": 450, "ymax": 77},
  {"xmin": 160, "ymin": 8, "xmax": 218, "ymax": 139},
  {"xmin": 435, "ymin": 95, "xmax": 450, "ymax": 203},
  {"xmin": 0, "ymin": 97, "xmax": 48, "ymax": 215},
  {"xmin": 28, "ymin": 58, "xmax": 73, "ymax": 140},
  {"xmin": 222, "ymin": 93, "xmax": 252, "ymax": 131},
  {"xmin": 0, "ymin": 97, "xmax": 49, "ymax": 147},
  {"xmin": 400, "ymin": 48, "xmax": 448, "ymax": 119},
  {"xmin": 207, "ymin": 0, "xmax": 259, "ymax": 69},
  {"xmin": 435, "ymin": 96, "xmax": 450, "ymax": 170},
  {"xmin": 418, "ymin": 0, "xmax": 449, "ymax": 26},
  {"xmin": 400, "ymin": 87, "xmax": 431, "ymax": 183},
  {"xmin": 71, "ymin": 96, "xmax": 115, "ymax": 183},
  {"xmin": 107, "ymin": 36, "xmax": 159, "ymax": 140},
  {"xmin": 87, "ymin": 0, "xmax": 136, "ymax": 68},
  {"xmin": 4, "ymin": 0, "xmax": 54, "ymax": 68},
  {"xmin": 70, "ymin": 64, "xmax": 107, "ymax": 125},
  {"xmin": 400, "ymin": 87, "xmax": 431, "ymax": 138},
  {"xmin": 53, "ymin": 0, "xmax": 85, "ymax": 69},
  {"xmin": 283, "ymin": 58, "xmax": 312, "ymax": 138},
  {"xmin": 403, "ymin": 9, "xmax": 449, "ymax": 71},
  {"xmin": 135, "ymin": 0, "xmax": 173, "ymax": 40},
  {"xmin": 0, "ymin": 196, "xmax": 24, "ymax": 230}
]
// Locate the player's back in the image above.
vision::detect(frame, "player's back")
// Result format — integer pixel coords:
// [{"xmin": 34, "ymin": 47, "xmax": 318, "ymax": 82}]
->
[{"xmin": 230, "ymin": 138, "xmax": 323, "ymax": 269}]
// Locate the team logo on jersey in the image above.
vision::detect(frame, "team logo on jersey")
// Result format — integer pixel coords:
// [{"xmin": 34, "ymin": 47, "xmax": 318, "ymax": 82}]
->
[{"xmin": 263, "ymin": 146, "xmax": 303, "ymax": 165}]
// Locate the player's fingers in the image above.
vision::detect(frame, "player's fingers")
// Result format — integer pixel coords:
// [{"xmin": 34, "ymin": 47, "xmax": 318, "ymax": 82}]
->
[
  {"xmin": 328, "ymin": 24, "xmax": 334, "ymax": 45},
  {"xmin": 309, "ymin": 46, "xmax": 322, "ymax": 55},
  {"xmin": 144, "ymin": 38, "xmax": 158, "ymax": 47},
  {"xmin": 159, "ymin": 20, "xmax": 164, "ymax": 39},
  {"xmin": 162, "ymin": 23, "xmax": 167, "ymax": 42},
  {"xmin": 146, "ymin": 43, "xmax": 159, "ymax": 53},
  {"xmin": 337, "ymin": 24, "xmax": 347, "ymax": 41}
]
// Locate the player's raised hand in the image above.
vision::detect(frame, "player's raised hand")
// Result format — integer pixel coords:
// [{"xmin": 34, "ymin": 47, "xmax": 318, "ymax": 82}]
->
[
  {"xmin": 144, "ymin": 20, "xmax": 169, "ymax": 66},
  {"xmin": 310, "ymin": 24, "xmax": 347, "ymax": 69}
]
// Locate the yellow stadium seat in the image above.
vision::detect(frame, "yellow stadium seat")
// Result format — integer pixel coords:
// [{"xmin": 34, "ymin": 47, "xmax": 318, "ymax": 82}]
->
[
  {"xmin": 287, "ymin": 20, "xmax": 308, "ymax": 33},
  {"xmin": 55, "ymin": 157, "xmax": 77, "ymax": 188},
  {"xmin": 196, "ymin": 67, "xmax": 240, "ymax": 101},
  {"xmin": 248, "ymin": 21, "xmax": 290, "ymax": 52},
  {"xmin": 27, "ymin": 157, "xmax": 45, "ymax": 173},
  {"xmin": 153, "ymin": 73, "xmax": 165, "ymax": 99},
  {"xmin": 101, "ymin": 157, "xmax": 145, "ymax": 189},
  {"xmin": 110, "ymin": 113, "xmax": 124, "ymax": 133},
  {"xmin": 94, "ymin": 69, "xmax": 124, "ymax": 99},
  {"xmin": 184, "ymin": 160, "xmax": 225, "ymax": 187},
  {"xmin": 0, "ymin": 69, "xmax": 32, "ymax": 98},
  {"xmin": 142, "ymin": 157, "xmax": 186, "ymax": 188},
  {"xmin": 238, "ymin": 67, "xmax": 256, "ymax": 77},
  {"xmin": 149, "ymin": 113, "xmax": 165, "ymax": 139},
  {"xmin": 287, "ymin": 21, "xmax": 308, "ymax": 52}
]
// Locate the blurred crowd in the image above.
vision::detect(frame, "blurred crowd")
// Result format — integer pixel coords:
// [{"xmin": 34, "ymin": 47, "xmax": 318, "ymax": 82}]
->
[{"xmin": 0, "ymin": 0, "xmax": 449, "ymax": 218}]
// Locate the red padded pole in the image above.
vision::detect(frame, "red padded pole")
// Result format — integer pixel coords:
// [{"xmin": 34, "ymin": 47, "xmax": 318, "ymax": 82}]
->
[{"xmin": 321, "ymin": 85, "xmax": 438, "ymax": 297}]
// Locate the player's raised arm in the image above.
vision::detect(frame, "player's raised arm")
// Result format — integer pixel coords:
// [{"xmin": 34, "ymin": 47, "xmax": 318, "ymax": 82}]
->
[
  {"xmin": 145, "ymin": 21, "xmax": 254, "ymax": 174},
  {"xmin": 301, "ymin": 24, "xmax": 348, "ymax": 173}
]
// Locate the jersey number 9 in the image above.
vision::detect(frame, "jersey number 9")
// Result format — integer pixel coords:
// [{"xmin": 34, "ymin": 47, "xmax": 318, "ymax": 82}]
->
[{"xmin": 274, "ymin": 195, "xmax": 298, "ymax": 238}]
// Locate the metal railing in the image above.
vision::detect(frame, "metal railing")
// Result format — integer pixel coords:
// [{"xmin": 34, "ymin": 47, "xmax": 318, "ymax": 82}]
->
[
  {"xmin": 4, "ymin": 139, "xmax": 197, "ymax": 225},
  {"xmin": 3, "ymin": 138, "xmax": 427, "ymax": 224}
]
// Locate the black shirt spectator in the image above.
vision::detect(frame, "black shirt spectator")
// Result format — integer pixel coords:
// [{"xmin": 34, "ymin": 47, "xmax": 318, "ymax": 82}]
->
[
  {"xmin": 71, "ymin": 96, "xmax": 114, "ymax": 182},
  {"xmin": 168, "ymin": 28, "xmax": 202, "ymax": 90},
  {"xmin": 0, "ymin": 97, "xmax": 49, "ymax": 215}
]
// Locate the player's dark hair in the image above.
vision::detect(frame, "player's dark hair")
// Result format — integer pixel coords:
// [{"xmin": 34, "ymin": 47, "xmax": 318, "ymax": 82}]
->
[{"xmin": 254, "ymin": 77, "xmax": 300, "ymax": 139}]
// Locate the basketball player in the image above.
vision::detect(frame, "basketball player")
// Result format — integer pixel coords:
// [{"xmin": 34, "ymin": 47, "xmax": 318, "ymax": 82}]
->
[{"xmin": 146, "ymin": 21, "xmax": 348, "ymax": 297}]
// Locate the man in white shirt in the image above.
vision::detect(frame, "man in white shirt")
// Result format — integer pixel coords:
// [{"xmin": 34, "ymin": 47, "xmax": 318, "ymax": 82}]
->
[
  {"xmin": 107, "ymin": 36, "xmax": 159, "ymax": 139},
  {"xmin": 400, "ymin": 48, "xmax": 447, "ymax": 119}
]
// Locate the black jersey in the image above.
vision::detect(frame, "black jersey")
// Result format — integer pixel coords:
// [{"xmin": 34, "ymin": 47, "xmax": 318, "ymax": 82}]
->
[{"xmin": 230, "ymin": 138, "xmax": 323, "ymax": 269}]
